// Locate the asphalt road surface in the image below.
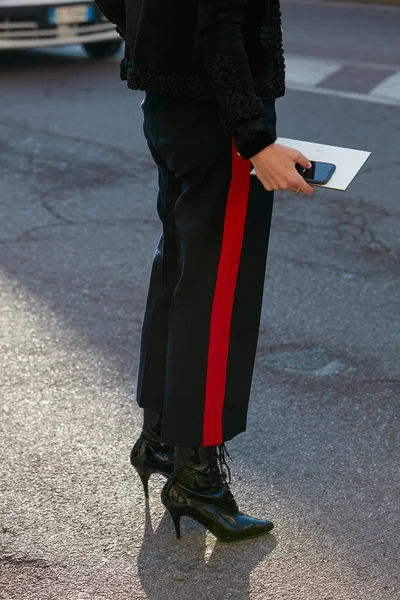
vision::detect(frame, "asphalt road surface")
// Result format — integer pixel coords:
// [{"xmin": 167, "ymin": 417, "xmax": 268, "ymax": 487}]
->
[{"xmin": 1, "ymin": 2, "xmax": 399, "ymax": 599}]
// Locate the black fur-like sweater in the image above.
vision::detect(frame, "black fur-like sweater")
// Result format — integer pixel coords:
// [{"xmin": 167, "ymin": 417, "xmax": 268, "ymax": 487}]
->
[{"xmin": 95, "ymin": 0, "xmax": 286, "ymax": 159}]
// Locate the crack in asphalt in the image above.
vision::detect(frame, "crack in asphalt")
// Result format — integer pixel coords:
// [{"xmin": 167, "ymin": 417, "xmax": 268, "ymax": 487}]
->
[
  {"xmin": 0, "ymin": 141, "xmax": 152, "ymax": 187},
  {"xmin": 0, "ymin": 117, "xmax": 154, "ymax": 169},
  {"xmin": 275, "ymin": 193, "xmax": 400, "ymax": 258},
  {"xmin": 1, "ymin": 121, "xmax": 399, "ymax": 267},
  {"xmin": 270, "ymin": 252, "xmax": 365, "ymax": 275},
  {"xmin": 0, "ymin": 215, "xmax": 159, "ymax": 245},
  {"xmin": 0, "ymin": 554, "xmax": 50, "ymax": 568},
  {"xmin": 330, "ymin": 199, "xmax": 399, "ymax": 256},
  {"xmin": 41, "ymin": 199, "xmax": 73, "ymax": 225}
]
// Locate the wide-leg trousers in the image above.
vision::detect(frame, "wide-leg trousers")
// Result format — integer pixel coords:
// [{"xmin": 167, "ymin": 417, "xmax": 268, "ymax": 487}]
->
[{"xmin": 136, "ymin": 91, "xmax": 276, "ymax": 447}]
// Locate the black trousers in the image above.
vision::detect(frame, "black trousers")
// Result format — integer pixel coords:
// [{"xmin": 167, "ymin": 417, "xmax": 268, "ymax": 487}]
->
[{"xmin": 137, "ymin": 92, "xmax": 276, "ymax": 447}]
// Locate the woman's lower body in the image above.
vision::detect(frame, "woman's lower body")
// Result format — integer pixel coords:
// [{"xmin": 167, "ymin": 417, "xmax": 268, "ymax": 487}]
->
[{"xmin": 131, "ymin": 92, "xmax": 276, "ymax": 541}]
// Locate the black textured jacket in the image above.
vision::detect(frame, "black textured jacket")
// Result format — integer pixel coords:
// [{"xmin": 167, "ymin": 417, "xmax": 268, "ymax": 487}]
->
[{"xmin": 95, "ymin": 0, "xmax": 286, "ymax": 159}]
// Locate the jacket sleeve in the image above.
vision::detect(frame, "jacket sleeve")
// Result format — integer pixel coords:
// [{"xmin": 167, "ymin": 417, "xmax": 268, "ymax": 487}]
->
[
  {"xmin": 95, "ymin": 0, "xmax": 126, "ymax": 38},
  {"xmin": 194, "ymin": 0, "xmax": 276, "ymax": 160}
]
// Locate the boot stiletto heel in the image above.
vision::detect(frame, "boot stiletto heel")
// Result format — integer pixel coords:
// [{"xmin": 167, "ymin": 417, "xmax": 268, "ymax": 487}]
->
[
  {"xmin": 167, "ymin": 507, "xmax": 183, "ymax": 539},
  {"xmin": 130, "ymin": 432, "xmax": 174, "ymax": 499},
  {"xmin": 134, "ymin": 465, "xmax": 151, "ymax": 499}
]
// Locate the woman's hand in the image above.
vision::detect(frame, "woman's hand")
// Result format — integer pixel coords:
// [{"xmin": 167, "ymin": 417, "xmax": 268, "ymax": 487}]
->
[{"xmin": 250, "ymin": 143, "xmax": 314, "ymax": 195}]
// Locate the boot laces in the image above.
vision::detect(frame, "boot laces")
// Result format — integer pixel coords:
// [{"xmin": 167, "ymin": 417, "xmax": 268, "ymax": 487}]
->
[{"xmin": 217, "ymin": 443, "xmax": 232, "ymax": 484}]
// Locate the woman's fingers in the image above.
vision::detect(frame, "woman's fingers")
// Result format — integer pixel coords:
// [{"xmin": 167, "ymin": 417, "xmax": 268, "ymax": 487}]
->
[
  {"xmin": 295, "ymin": 151, "xmax": 312, "ymax": 170},
  {"xmin": 293, "ymin": 173, "xmax": 314, "ymax": 195}
]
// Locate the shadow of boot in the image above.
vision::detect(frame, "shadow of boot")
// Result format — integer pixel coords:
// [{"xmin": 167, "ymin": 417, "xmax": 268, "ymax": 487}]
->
[
  {"xmin": 137, "ymin": 500, "xmax": 277, "ymax": 600},
  {"xmin": 203, "ymin": 534, "xmax": 277, "ymax": 600}
]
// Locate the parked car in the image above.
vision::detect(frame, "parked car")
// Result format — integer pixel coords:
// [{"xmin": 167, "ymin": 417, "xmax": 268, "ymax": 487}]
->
[{"xmin": 0, "ymin": 0, "xmax": 122, "ymax": 58}]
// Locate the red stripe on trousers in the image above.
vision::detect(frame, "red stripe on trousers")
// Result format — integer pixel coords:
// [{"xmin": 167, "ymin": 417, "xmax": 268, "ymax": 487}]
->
[{"xmin": 202, "ymin": 141, "xmax": 251, "ymax": 446}]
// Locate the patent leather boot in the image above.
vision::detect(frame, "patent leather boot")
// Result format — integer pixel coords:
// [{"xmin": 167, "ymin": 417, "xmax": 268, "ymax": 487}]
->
[
  {"xmin": 130, "ymin": 409, "xmax": 174, "ymax": 498},
  {"xmin": 161, "ymin": 446, "xmax": 274, "ymax": 542}
]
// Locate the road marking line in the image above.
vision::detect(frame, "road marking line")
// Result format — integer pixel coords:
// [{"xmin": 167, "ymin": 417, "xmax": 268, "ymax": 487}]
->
[
  {"xmin": 284, "ymin": 54, "xmax": 400, "ymax": 107},
  {"xmin": 286, "ymin": 82, "xmax": 400, "ymax": 107},
  {"xmin": 283, "ymin": 0, "xmax": 400, "ymax": 13},
  {"xmin": 285, "ymin": 55, "xmax": 342, "ymax": 86},
  {"xmin": 370, "ymin": 71, "xmax": 400, "ymax": 102},
  {"xmin": 286, "ymin": 52, "xmax": 399, "ymax": 72}
]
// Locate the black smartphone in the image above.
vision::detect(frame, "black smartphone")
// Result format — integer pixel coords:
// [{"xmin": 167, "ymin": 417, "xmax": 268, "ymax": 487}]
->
[{"xmin": 296, "ymin": 161, "xmax": 336, "ymax": 185}]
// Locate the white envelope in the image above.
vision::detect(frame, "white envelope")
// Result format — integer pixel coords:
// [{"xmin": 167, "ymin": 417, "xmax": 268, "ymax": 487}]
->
[{"xmin": 273, "ymin": 138, "xmax": 371, "ymax": 191}]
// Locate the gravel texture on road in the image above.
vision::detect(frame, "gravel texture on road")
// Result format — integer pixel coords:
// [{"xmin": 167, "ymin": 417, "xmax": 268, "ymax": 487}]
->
[{"xmin": 1, "ymin": 40, "xmax": 399, "ymax": 599}]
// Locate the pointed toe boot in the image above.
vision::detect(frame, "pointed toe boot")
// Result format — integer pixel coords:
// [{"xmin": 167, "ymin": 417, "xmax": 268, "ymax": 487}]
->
[{"xmin": 161, "ymin": 446, "xmax": 274, "ymax": 542}]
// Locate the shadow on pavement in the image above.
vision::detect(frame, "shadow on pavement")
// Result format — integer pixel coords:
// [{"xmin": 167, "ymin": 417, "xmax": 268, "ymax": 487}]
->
[
  {"xmin": 0, "ymin": 47, "xmax": 86, "ymax": 70},
  {"xmin": 0, "ymin": 46, "xmax": 122, "ymax": 69},
  {"xmin": 137, "ymin": 503, "xmax": 277, "ymax": 600}
]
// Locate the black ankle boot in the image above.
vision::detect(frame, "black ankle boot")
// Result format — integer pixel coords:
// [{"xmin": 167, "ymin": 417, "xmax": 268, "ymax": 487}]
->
[
  {"xmin": 130, "ymin": 409, "xmax": 174, "ymax": 498},
  {"xmin": 161, "ymin": 445, "xmax": 274, "ymax": 542}
]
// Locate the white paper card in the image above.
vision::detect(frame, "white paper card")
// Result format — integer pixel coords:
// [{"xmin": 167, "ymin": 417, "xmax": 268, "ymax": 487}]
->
[{"xmin": 275, "ymin": 137, "xmax": 371, "ymax": 191}]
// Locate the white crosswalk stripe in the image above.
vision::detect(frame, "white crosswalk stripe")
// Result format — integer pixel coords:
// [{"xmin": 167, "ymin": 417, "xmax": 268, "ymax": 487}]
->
[
  {"xmin": 285, "ymin": 55, "xmax": 342, "ymax": 87},
  {"xmin": 285, "ymin": 54, "xmax": 400, "ymax": 107},
  {"xmin": 370, "ymin": 71, "xmax": 400, "ymax": 103}
]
